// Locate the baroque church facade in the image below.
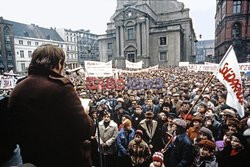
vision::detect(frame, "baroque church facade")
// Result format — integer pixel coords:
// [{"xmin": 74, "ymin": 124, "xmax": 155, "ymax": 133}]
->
[{"xmin": 98, "ymin": 0, "xmax": 196, "ymax": 68}]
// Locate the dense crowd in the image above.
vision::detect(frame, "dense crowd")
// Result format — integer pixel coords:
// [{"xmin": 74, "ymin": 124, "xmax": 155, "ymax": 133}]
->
[
  {"xmin": 1, "ymin": 66, "xmax": 250, "ymax": 167},
  {"xmin": 66, "ymin": 67, "xmax": 250, "ymax": 167}
]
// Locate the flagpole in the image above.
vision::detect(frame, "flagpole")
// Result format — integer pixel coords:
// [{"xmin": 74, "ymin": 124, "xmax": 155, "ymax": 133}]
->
[{"xmin": 184, "ymin": 74, "xmax": 214, "ymax": 120}]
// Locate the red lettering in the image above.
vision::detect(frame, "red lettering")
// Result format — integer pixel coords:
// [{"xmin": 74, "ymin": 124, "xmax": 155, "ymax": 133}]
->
[
  {"xmin": 86, "ymin": 77, "xmax": 98, "ymax": 90},
  {"xmin": 106, "ymin": 78, "xmax": 115, "ymax": 89},
  {"xmin": 219, "ymin": 63, "xmax": 244, "ymax": 105},
  {"xmin": 115, "ymin": 79, "xmax": 124, "ymax": 90}
]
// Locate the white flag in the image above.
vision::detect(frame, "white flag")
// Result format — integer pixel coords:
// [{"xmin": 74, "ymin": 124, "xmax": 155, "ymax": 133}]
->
[{"xmin": 214, "ymin": 45, "xmax": 244, "ymax": 118}]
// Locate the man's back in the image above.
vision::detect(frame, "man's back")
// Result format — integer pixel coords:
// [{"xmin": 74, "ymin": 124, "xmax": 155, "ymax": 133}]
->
[{"xmin": 8, "ymin": 69, "xmax": 92, "ymax": 167}]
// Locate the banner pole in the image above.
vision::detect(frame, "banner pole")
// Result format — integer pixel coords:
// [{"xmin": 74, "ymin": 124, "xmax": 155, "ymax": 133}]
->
[{"xmin": 185, "ymin": 74, "xmax": 214, "ymax": 120}]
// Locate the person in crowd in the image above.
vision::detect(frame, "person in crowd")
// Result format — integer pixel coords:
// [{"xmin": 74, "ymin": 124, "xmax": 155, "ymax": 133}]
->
[
  {"xmin": 96, "ymin": 112, "xmax": 118, "ymax": 167},
  {"xmin": 171, "ymin": 93, "xmax": 182, "ymax": 115},
  {"xmin": 89, "ymin": 108, "xmax": 99, "ymax": 167},
  {"xmin": 217, "ymin": 133, "xmax": 248, "ymax": 167},
  {"xmin": 199, "ymin": 127, "xmax": 215, "ymax": 142},
  {"xmin": 113, "ymin": 104, "xmax": 129, "ymax": 126},
  {"xmin": 202, "ymin": 94, "xmax": 215, "ymax": 110},
  {"xmin": 204, "ymin": 108, "xmax": 222, "ymax": 140},
  {"xmin": 188, "ymin": 116, "xmax": 203, "ymax": 143},
  {"xmin": 149, "ymin": 152, "xmax": 165, "ymax": 167},
  {"xmin": 193, "ymin": 139, "xmax": 217, "ymax": 167},
  {"xmin": 138, "ymin": 111, "xmax": 161, "ymax": 153},
  {"xmin": 128, "ymin": 100, "xmax": 138, "ymax": 115},
  {"xmin": 116, "ymin": 119, "xmax": 135, "ymax": 167},
  {"xmin": 128, "ymin": 130, "xmax": 151, "ymax": 167},
  {"xmin": 131, "ymin": 105, "xmax": 145, "ymax": 130},
  {"xmin": 195, "ymin": 103, "xmax": 208, "ymax": 120},
  {"xmin": 166, "ymin": 118, "xmax": 194, "ymax": 167},
  {"xmin": 7, "ymin": 44, "xmax": 93, "ymax": 167}
]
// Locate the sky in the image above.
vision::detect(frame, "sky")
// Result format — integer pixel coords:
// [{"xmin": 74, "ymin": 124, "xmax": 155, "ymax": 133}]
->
[{"xmin": 0, "ymin": 0, "xmax": 216, "ymax": 40}]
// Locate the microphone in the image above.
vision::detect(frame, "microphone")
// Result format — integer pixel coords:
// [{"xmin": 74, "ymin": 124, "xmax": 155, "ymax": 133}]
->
[{"xmin": 65, "ymin": 67, "xmax": 84, "ymax": 75}]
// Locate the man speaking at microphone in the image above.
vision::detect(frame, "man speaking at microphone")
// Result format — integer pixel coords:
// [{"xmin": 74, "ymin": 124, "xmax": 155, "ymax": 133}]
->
[{"xmin": 8, "ymin": 44, "xmax": 93, "ymax": 167}]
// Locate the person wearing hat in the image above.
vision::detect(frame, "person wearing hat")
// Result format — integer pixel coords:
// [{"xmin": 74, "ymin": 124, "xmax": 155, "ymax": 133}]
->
[
  {"xmin": 96, "ymin": 112, "xmax": 118, "ymax": 167},
  {"xmin": 199, "ymin": 127, "xmax": 214, "ymax": 142},
  {"xmin": 171, "ymin": 93, "xmax": 182, "ymax": 115},
  {"xmin": 113, "ymin": 105, "xmax": 129, "ymax": 127},
  {"xmin": 162, "ymin": 112, "xmax": 177, "ymax": 138},
  {"xmin": 138, "ymin": 111, "xmax": 161, "ymax": 153},
  {"xmin": 149, "ymin": 152, "xmax": 165, "ymax": 167},
  {"xmin": 116, "ymin": 119, "xmax": 135, "ymax": 167},
  {"xmin": 166, "ymin": 118, "xmax": 194, "ymax": 167},
  {"xmin": 128, "ymin": 130, "xmax": 151, "ymax": 167},
  {"xmin": 193, "ymin": 140, "xmax": 217, "ymax": 167},
  {"xmin": 187, "ymin": 116, "xmax": 203, "ymax": 143},
  {"xmin": 202, "ymin": 94, "xmax": 215, "ymax": 110}
]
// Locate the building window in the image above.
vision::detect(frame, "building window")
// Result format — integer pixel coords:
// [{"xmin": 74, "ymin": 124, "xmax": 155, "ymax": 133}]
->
[
  {"xmin": 28, "ymin": 51, "xmax": 32, "ymax": 58},
  {"xmin": 27, "ymin": 41, "xmax": 31, "ymax": 46},
  {"xmin": 20, "ymin": 50, "xmax": 24, "ymax": 58},
  {"xmin": 108, "ymin": 55, "xmax": 112, "ymax": 61},
  {"xmin": 127, "ymin": 28, "xmax": 134, "ymax": 40},
  {"xmin": 160, "ymin": 37, "xmax": 167, "ymax": 45},
  {"xmin": 21, "ymin": 63, "xmax": 25, "ymax": 71},
  {"xmin": 159, "ymin": 51, "xmax": 167, "ymax": 61},
  {"xmin": 19, "ymin": 40, "xmax": 23, "ymax": 45},
  {"xmin": 35, "ymin": 42, "xmax": 39, "ymax": 46},
  {"xmin": 233, "ymin": 1, "xmax": 241, "ymax": 14},
  {"xmin": 108, "ymin": 43, "xmax": 112, "ymax": 49},
  {"xmin": 232, "ymin": 22, "xmax": 241, "ymax": 39}
]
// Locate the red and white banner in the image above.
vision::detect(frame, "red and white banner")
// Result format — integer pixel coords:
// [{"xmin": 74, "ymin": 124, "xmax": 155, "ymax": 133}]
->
[
  {"xmin": 0, "ymin": 76, "xmax": 16, "ymax": 89},
  {"xmin": 214, "ymin": 45, "xmax": 244, "ymax": 118},
  {"xmin": 125, "ymin": 60, "xmax": 142, "ymax": 69}
]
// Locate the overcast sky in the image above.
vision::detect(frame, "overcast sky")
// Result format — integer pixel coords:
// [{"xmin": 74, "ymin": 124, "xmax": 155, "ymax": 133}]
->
[{"xmin": 0, "ymin": 0, "xmax": 215, "ymax": 40}]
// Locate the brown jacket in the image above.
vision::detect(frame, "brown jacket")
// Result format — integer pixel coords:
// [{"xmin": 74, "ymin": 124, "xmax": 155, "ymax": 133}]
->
[{"xmin": 8, "ymin": 66, "xmax": 93, "ymax": 167}]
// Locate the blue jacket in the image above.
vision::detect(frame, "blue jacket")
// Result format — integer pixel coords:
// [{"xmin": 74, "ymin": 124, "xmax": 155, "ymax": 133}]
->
[{"xmin": 116, "ymin": 128, "xmax": 135, "ymax": 157}]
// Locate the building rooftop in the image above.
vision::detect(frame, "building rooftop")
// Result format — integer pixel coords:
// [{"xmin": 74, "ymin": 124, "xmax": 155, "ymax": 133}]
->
[{"xmin": 3, "ymin": 19, "xmax": 64, "ymax": 42}]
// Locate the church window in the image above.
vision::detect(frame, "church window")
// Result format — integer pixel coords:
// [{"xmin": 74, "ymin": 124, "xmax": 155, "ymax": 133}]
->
[{"xmin": 127, "ymin": 28, "xmax": 134, "ymax": 40}]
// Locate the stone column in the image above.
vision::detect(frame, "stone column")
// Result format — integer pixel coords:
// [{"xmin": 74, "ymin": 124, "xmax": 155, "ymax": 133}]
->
[
  {"xmin": 145, "ymin": 18, "xmax": 149, "ymax": 58},
  {"xmin": 116, "ymin": 26, "xmax": 120, "ymax": 57},
  {"xmin": 136, "ymin": 23, "xmax": 141, "ymax": 57},
  {"xmin": 141, "ymin": 22, "xmax": 146, "ymax": 57},
  {"xmin": 120, "ymin": 25, "xmax": 124, "ymax": 57}
]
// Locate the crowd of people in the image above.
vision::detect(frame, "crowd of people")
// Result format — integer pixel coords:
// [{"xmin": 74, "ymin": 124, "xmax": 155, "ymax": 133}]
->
[
  {"xmin": 0, "ymin": 44, "xmax": 250, "ymax": 167},
  {"xmin": 67, "ymin": 67, "xmax": 250, "ymax": 167}
]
